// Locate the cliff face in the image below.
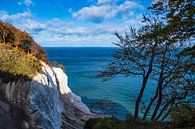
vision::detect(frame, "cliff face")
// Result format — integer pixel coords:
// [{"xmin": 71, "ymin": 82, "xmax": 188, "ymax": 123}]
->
[
  {"xmin": 0, "ymin": 21, "xmax": 98, "ymax": 129},
  {"xmin": 0, "ymin": 62, "xmax": 95, "ymax": 129}
]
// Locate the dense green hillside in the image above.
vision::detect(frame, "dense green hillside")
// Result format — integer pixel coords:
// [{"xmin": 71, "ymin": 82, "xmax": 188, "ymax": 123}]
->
[{"xmin": 0, "ymin": 20, "xmax": 47, "ymax": 80}]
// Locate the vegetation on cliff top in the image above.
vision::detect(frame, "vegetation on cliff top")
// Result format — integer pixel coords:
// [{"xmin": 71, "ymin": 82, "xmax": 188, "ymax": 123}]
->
[
  {"xmin": 0, "ymin": 20, "xmax": 47, "ymax": 79},
  {"xmin": 0, "ymin": 20, "xmax": 47, "ymax": 60},
  {"xmin": 0, "ymin": 45, "xmax": 42, "ymax": 79}
]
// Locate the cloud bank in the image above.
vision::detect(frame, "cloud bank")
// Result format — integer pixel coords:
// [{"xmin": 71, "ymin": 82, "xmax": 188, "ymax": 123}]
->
[
  {"xmin": 0, "ymin": 0, "xmax": 146, "ymax": 47},
  {"xmin": 73, "ymin": 1, "xmax": 143, "ymax": 23}
]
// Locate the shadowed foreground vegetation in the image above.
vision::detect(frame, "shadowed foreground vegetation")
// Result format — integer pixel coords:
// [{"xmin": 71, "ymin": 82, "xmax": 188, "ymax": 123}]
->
[
  {"xmin": 85, "ymin": 99, "xmax": 195, "ymax": 129},
  {"xmin": 85, "ymin": 116, "xmax": 194, "ymax": 129}
]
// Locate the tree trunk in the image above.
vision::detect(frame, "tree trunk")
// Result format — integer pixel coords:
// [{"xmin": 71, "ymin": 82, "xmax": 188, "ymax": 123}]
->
[
  {"xmin": 134, "ymin": 66, "xmax": 153, "ymax": 120},
  {"xmin": 161, "ymin": 108, "xmax": 171, "ymax": 122},
  {"xmin": 133, "ymin": 43, "xmax": 157, "ymax": 121},
  {"xmin": 151, "ymin": 72, "xmax": 163, "ymax": 120},
  {"xmin": 142, "ymin": 87, "xmax": 158, "ymax": 120},
  {"xmin": 156, "ymin": 98, "xmax": 174, "ymax": 120},
  {"xmin": 134, "ymin": 77, "xmax": 149, "ymax": 120},
  {"xmin": 3, "ymin": 34, "xmax": 6, "ymax": 44},
  {"xmin": 151, "ymin": 50, "xmax": 166, "ymax": 120},
  {"xmin": 151, "ymin": 86, "xmax": 162, "ymax": 120}
]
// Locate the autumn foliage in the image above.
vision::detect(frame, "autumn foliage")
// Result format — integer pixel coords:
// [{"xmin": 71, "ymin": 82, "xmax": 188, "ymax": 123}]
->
[{"xmin": 0, "ymin": 20, "xmax": 47, "ymax": 61}]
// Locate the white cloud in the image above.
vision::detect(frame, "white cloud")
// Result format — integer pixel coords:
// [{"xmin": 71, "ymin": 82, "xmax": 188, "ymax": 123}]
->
[
  {"xmin": 0, "ymin": 11, "xmax": 45, "ymax": 34},
  {"xmin": 0, "ymin": 11, "xmax": 31, "ymax": 21},
  {"xmin": 35, "ymin": 30, "xmax": 116, "ymax": 47},
  {"xmin": 72, "ymin": 1, "xmax": 143, "ymax": 22},
  {"xmin": 21, "ymin": 19, "xmax": 46, "ymax": 33},
  {"xmin": 97, "ymin": 0, "xmax": 115, "ymax": 5},
  {"xmin": 17, "ymin": 0, "xmax": 32, "ymax": 6},
  {"xmin": 17, "ymin": 2, "xmax": 22, "ymax": 5},
  {"xmin": 34, "ymin": 16, "xmax": 143, "ymax": 47},
  {"xmin": 0, "ymin": 9, "xmax": 143, "ymax": 47},
  {"xmin": 24, "ymin": 0, "xmax": 32, "ymax": 6},
  {"xmin": 118, "ymin": 1, "xmax": 143, "ymax": 12},
  {"xmin": 73, "ymin": 5, "xmax": 116, "ymax": 22}
]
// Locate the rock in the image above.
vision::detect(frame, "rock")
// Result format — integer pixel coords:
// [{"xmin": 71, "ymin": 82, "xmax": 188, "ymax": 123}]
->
[
  {"xmin": 0, "ymin": 100, "xmax": 18, "ymax": 129},
  {"xmin": 52, "ymin": 67, "xmax": 91, "ymax": 114},
  {"xmin": 0, "ymin": 61, "xmax": 98, "ymax": 129},
  {"xmin": 22, "ymin": 121, "xmax": 29, "ymax": 129},
  {"xmin": 0, "ymin": 100, "xmax": 9, "ymax": 112}
]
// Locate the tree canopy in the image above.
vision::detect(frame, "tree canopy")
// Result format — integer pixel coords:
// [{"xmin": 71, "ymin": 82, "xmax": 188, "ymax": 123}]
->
[{"xmin": 100, "ymin": 0, "xmax": 195, "ymax": 123}]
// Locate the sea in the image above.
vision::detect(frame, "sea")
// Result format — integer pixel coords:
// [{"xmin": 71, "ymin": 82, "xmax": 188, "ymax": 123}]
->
[{"xmin": 45, "ymin": 47, "xmax": 156, "ymax": 119}]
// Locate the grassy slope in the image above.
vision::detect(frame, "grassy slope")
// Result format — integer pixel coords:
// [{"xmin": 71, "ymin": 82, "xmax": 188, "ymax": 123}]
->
[
  {"xmin": 84, "ymin": 118, "xmax": 194, "ymax": 129},
  {"xmin": 0, "ymin": 44, "xmax": 42, "ymax": 79},
  {"xmin": 0, "ymin": 21, "xmax": 46, "ymax": 80}
]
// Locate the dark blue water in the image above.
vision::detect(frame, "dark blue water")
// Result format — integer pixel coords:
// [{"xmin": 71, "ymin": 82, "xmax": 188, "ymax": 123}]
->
[{"xmin": 45, "ymin": 47, "xmax": 156, "ymax": 119}]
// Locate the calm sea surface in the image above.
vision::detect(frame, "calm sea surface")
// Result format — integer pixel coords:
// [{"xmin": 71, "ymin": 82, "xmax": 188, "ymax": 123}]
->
[{"xmin": 45, "ymin": 47, "xmax": 156, "ymax": 119}]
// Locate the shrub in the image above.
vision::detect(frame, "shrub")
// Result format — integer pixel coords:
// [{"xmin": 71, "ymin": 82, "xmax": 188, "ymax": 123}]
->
[
  {"xmin": 0, "ymin": 47, "xmax": 42, "ymax": 79},
  {"xmin": 90, "ymin": 99, "xmax": 118, "ymax": 118},
  {"xmin": 0, "ymin": 20, "xmax": 47, "ymax": 61},
  {"xmin": 84, "ymin": 118, "xmax": 103, "ymax": 129},
  {"xmin": 170, "ymin": 104, "xmax": 195, "ymax": 128},
  {"xmin": 49, "ymin": 61, "xmax": 65, "ymax": 71}
]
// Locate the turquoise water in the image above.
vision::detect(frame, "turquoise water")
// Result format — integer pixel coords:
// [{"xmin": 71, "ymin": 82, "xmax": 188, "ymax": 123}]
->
[{"xmin": 45, "ymin": 47, "xmax": 156, "ymax": 119}]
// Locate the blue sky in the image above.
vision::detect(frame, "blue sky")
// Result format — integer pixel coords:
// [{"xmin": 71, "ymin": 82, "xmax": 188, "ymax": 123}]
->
[{"xmin": 0, "ymin": 0, "xmax": 152, "ymax": 47}]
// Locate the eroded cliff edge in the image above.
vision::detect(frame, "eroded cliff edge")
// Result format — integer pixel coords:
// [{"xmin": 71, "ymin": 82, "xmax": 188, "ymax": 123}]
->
[{"xmin": 0, "ymin": 62, "xmax": 97, "ymax": 129}]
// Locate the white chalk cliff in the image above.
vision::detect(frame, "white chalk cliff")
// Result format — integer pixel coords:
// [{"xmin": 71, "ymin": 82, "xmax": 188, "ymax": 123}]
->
[{"xmin": 0, "ymin": 62, "xmax": 97, "ymax": 129}]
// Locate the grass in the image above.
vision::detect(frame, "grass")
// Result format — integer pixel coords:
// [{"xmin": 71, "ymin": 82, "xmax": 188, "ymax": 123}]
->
[
  {"xmin": 0, "ymin": 44, "xmax": 42, "ymax": 80},
  {"xmin": 84, "ymin": 118, "xmax": 195, "ymax": 129}
]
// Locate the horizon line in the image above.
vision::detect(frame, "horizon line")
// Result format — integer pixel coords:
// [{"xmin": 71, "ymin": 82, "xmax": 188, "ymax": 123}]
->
[{"xmin": 43, "ymin": 46, "xmax": 119, "ymax": 48}]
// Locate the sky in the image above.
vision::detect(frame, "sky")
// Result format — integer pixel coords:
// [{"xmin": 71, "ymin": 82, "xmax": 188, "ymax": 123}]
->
[{"xmin": 0, "ymin": 0, "xmax": 152, "ymax": 47}]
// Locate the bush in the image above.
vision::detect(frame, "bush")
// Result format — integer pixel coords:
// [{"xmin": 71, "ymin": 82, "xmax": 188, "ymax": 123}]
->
[
  {"xmin": 0, "ymin": 46, "xmax": 42, "ymax": 80},
  {"xmin": 49, "ymin": 61, "xmax": 65, "ymax": 71},
  {"xmin": 84, "ymin": 117, "xmax": 194, "ymax": 129},
  {"xmin": 170, "ymin": 104, "xmax": 195, "ymax": 128},
  {"xmin": 84, "ymin": 118, "xmax": 103, "ymax": 129},
  {"xmin": 90, "ymin": 98, "xmax": 118, "ymax": 118},
  {"xmin": 0, "ymin": 20, "xmax": 47, "ymax": 61}
]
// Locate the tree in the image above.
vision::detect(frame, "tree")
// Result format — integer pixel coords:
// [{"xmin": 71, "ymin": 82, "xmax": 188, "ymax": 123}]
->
[
  {"xmin": 99, "ymin": 0, "xmax": 194, "ymax": 121},
  {"xmin": 147, "ymin": 49, "xmax": 194, "ymax": 121},
  {"xmin": 150, "ymin": 0, "xmax": 195, "ymax": 39},
  {"xmin": 99, "ymin": 20, "xmax": 166, "ymax": 120},
  {"xmin": 0, "ymin": 22, "xmax": 11, "ymax": 44},
  {"xmin": 145, "ymin": 0, "xmax": 195, "ymax": 120},
  {"xmin": 170, "ymin": 104, "xmax": 195, "ymax": 127}
]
